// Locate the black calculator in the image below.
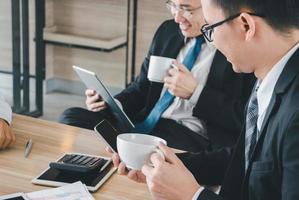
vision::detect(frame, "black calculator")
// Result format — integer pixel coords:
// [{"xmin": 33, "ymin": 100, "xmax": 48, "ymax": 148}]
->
[{"xmin": 49, "ymin": 153, "xmax": 110, "ymax": 173}]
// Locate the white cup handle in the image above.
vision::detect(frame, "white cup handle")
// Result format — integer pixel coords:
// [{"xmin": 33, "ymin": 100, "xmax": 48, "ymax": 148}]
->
[{"xmin": 148, "ymin": 148, "xmax": 165, "ymax": 167}]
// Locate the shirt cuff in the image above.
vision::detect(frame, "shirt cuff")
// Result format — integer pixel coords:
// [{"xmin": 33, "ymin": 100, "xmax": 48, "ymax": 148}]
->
[
  {"xmin": 0, "ymin": 101, "xmax": 12, "ymax": 124},
  {"xmin": 192, "ymin": 187, "xmax": 205, "ymax": 200},
  {"xmin": 189, "ymin": 83, "xmax": 204, "ymax": 105}
]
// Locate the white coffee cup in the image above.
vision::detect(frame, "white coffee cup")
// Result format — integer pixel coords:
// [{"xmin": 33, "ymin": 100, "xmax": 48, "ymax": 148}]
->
[
  {"xmin": 148, "ymin": 55, "xmax": 176, "ymax": 82},
  {"xmin": 117, "ymin": 133, "xmax": 167, "ymax": 170}
]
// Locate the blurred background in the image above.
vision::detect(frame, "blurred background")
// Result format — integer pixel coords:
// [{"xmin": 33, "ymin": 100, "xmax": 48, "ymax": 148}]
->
[{"xmin": 0, "ymin": 0, "xmax": 170, "ymax": 121}]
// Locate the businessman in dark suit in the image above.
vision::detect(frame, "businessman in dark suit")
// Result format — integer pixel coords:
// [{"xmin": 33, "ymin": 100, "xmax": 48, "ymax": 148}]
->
[
  {"xmin": 115, "ymin": 0, "xmax": 299, "ymax": 199},
  {"xmin": 59, "ymin": 0, "xmax": 255, "ymax": 152}
]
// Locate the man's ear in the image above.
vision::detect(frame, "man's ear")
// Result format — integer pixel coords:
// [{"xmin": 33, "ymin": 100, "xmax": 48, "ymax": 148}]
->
[{"xmin": 239, "ymin": 12, "xmax": 256, "ymax": 41}]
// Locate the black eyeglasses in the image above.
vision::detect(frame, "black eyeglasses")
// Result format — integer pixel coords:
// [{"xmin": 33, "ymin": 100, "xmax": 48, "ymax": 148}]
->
[
  {"xmin": 166, "ymin": 0, "xmax": 201, "ymax": 19},
  {"xmin": 201, "ymin": 13, "xmax": 264, "ymax": 42}
]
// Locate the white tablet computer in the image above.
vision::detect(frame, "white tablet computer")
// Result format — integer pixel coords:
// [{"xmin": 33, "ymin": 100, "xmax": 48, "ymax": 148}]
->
[
  {"xmin": 73, "ymin": 65, "xmax": 135, "ymax": 132},
  {"xmin": 0, "ymin": 193, "xmax": 29, "ymax": 200},
  {"xmin": 31, "ymin": 153, "xmax": 116, "ymax": 192}
]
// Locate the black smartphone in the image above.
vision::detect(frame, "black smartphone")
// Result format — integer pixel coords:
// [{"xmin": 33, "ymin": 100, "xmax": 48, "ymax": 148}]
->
[{"xmin": 94, "ymin": 119, "xmax": 120, "ymax": 153}]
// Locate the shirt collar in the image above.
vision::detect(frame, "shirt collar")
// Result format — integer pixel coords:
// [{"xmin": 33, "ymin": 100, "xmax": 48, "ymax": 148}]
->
[{"xmin": 257, "ymin": 42, "xmax": 299, "ymax": 118}]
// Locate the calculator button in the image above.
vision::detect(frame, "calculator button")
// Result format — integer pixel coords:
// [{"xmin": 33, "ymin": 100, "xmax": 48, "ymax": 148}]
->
[
  {"xmin": 62, "ymin": 154, "xmax": 75, "ymax": 162},
  {"xmin": 90, "ymin": 158, "xmax": 106, "ymax": 168},
  {"xmin": 89, "ymin": 158, "xmax": 102, "ymax": 166},
  {"xmin": 74, "ymin": 156, "xmax": 88, "ymax": 164},
  {"xmin": 81, "ymin": 157, "xmax": 94, "ymax": 165},
  {"xmin": 69, "ymin": 155, "xmax": 83, "ymax": 163}
]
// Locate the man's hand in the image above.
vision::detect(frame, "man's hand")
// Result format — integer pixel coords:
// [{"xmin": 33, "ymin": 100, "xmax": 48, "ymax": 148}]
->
[
  {"xmin": 106, "ymin": 147, "xmax": 146, "ymax": 183},
  {"xmin": 0, "ymin": 119, "xmax": 16, "ymax": 149},
  {"xmin": 164, "ymin": 61, "xmax": 198, "ymax": 99},
  {"xmin": 142, "ymin": 143, "xmax": 200, "ymax": 200},
  {"xmin": 85, "ymin": 89, "xmax": 107, "ymax": 112}
]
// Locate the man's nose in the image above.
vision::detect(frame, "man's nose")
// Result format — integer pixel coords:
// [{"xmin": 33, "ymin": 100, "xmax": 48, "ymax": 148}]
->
[{"xmin": 174, "ymin": 11, "xmax": 186, "ymax": 23}]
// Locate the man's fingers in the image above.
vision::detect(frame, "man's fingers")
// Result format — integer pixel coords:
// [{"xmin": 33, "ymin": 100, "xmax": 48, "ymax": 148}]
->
[
  {"xmin": 118, "ymin": 162, "xmax": 128, "ymax": 175},
  {"xmin": 89, "ymin": 94, "xmax": 101, "ymax": 104},
  {"xmin": 150, "ymin": 152, "xmax": 165, "ymax": 167},
  {"xmin": 85, "ymin": 89, "xmax": 95, "ymax": 97},
  {"xmin": 10, "ymin": 130, "xmax": 16, "ymax": 147},
  {"xmin": 128, "ymin": 170, "xmax": 146, "ymax": 183},
  {"xmin": 2, "ymin": 129, "xmax": 12, "ymax": 149},
  {"xmin": 0, "ymin": 130, "xmax": 5, "ymax": 149},
  {"xmin": 174, "ymin": 61, "xmax": 189, "ymax": 72},
  {"xmin": 112, "ymin": 153, "xmax": 120, "ymax": 167},
  {"xmin": 142, "ymin": 164, "xmax": 154, "ymax": 177},
  {"xmin": 86, "ymin": 94, "xmax": 99, "ymax": 109},
  {"xmin": 91, "ymin": 107, "xmax": 106, "ymax": 112},
  {"xmin": 158, "ymin": 143, "xmax": 179, "ymax": 165},
  {"xmin": 168, "ymin": 68, "xmax": 178, "ymax": 76},
  {"xmin": 127, "ymin": 169, "xmax": 139, "ymax": 181},
  {"xmin": 106, "ymin": 146, "xmax": 113, "ymax": 153},
  {"xmin": 90, "ymin": 101, "xmax": 106, "ymax": 111},
  {"xmin": 164, "ymin": 76, "xmax": 173, "ymax": 85}
]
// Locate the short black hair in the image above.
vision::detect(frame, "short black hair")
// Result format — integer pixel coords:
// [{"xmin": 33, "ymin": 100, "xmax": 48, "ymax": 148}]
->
[{"xmin": 211, "ymin": 0, "xmax": 299, "ymax": 33}]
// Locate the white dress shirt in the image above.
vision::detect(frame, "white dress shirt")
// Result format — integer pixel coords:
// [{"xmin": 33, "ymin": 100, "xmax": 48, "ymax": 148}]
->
[
  {"xmin": 161, "ymin": 38, "xmax": 217, "ymax": 138},
  {"xmin": 0, "ymin": 92, "xmax": 12, "ymax": 124},
  {"xmin": 192, "ymin": 42, "xmax": 299, "ymax": 200}
]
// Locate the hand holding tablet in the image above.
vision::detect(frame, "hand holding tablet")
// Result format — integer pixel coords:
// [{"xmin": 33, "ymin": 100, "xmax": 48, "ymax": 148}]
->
[{"xmin": 73, "ymin": 66, "xmax": 134, "ymax": 132}]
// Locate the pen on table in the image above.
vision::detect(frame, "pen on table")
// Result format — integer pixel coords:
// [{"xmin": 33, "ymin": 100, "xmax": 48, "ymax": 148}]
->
[{"xmin": 24, "ymin": 139, "xmax": 33, "ymax": 158}]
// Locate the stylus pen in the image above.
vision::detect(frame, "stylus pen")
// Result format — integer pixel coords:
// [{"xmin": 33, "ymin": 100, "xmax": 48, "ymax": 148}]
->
[{"xmin": 24, "ymin": 139, "xmax": 33, "ymax": 158}]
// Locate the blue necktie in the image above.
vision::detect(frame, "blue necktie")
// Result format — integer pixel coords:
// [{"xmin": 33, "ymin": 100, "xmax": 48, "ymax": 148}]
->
[
  {"xmin": 134, "ymin": 36, "xmax": 204, "ymax": 133},
  {"xmin": 245, "ymin": 87, "xmax": 259, "ymax": 171}
]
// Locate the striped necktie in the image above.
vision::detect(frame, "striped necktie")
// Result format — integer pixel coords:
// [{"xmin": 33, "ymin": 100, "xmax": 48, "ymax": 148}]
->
[
  {"xmin": 134, "ymin": 36, "xmax": 204, "ymax": 133},
  {"xmin": 245, "ymin": 87, "xmax": 259, "ymax": 170}
]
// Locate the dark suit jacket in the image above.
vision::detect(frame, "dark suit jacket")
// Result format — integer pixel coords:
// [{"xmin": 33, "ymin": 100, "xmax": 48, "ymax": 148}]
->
[
  {"xmin": 115, "ymin": 20, "xmax": 255, "ymax": 148},
  {"xmin": 179, "ymin": 48, "xmax": 299, "ymax": 200}
]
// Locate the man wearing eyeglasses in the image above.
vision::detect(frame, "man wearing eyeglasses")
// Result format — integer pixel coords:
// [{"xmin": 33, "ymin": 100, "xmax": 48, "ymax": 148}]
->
[
  {"xmin": 113, "ymin": 0, "xmax": 299, "ymax": 199},
  {"xmin": 60, "ymin": 0, "xmax": 255, "ymax": 152},
  {"xmin": 0, "ymin": 93, "xmax": 15, "ymax": 149}
]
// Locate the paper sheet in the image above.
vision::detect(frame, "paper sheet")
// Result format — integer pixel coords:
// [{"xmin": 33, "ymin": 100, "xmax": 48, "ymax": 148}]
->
[{"xmin": 26, "ymin": 182, "xmax": 94, "ymax": 200}]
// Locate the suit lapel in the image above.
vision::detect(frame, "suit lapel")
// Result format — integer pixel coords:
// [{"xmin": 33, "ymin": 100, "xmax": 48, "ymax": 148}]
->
[{"xmin": 161, "ymin": 30, "xmax": 185, "ymax": 59}]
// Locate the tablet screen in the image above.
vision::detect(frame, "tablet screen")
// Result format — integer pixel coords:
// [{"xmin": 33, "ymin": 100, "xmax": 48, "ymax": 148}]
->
[{"xmin": 36, "ymin": 162, "xmax": 113, "ymax": 187}]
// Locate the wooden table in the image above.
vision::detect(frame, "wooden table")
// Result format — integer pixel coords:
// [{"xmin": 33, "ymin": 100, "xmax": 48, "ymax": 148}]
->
[{"xmin": 0, "ymin": 114, "xmax": 152, "ymax": 199}]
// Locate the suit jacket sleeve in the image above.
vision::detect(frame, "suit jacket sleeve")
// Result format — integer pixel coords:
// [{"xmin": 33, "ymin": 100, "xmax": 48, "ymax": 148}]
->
[
  {"xmin": 281, "ymin": 110, "xmax": 299, "ymax": 199},
  {"xmin": 193, "ymin": 74, "xmax": 254, "ymax": 137},
  {"xmin": 177, "ymin": 147, "xmax": 233, "ymax": 186},
  {"xmin": 197, "ymin": 189, "xmax": 224, "ymax": 200}
]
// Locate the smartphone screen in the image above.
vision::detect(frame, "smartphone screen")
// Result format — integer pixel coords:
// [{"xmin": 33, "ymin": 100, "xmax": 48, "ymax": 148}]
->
[{"xmin": 94, "ymin": 120, "xmax": 120, "ymax": 153}]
